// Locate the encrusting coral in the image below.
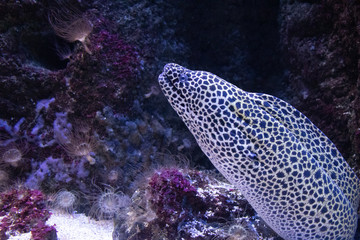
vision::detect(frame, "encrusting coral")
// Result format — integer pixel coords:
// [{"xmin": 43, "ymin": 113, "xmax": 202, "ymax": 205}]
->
[
  {"xmin": 0, "ymin": 186, "xmax": 56, "ymax": 239},
  {"xmin": 121, "ymin": 167, "xmax": 269, "ymax": 240},
  {"xmin": 148, "ymin": 168, "xmax": 198, "ymax": 224}
]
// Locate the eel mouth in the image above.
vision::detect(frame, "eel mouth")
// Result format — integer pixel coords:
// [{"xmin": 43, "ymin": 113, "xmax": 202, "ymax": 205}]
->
[{"xmin": 158, "ymin": 63, "xmax": 186, "ymax": 90}]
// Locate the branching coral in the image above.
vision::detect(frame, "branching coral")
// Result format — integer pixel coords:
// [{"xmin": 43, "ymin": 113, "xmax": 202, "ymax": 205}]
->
[{"xmin": 48, "ymin": 0, "xmax": 93, "ymax": 54}]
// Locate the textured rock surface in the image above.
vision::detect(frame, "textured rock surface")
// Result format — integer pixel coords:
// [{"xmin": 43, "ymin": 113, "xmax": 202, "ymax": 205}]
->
[
  {"xmin": 279, "ymin": 0, "xmax": 360, "ymax": 168},
  {"xmin": 0, "ymin": 0, "xmax": 359, "ymax": 239}
]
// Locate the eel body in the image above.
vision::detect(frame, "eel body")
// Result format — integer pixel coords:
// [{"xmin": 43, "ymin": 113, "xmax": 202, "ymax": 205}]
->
[{"xmin": 158, "ymin": 63, "xmax": 360, "ymax": 240}]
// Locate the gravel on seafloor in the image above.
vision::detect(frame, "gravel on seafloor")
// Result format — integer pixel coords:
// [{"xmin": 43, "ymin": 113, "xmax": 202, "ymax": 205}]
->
[{"xmin": 8, "ymin": 211, "xmax": 113, "ymax": 240}]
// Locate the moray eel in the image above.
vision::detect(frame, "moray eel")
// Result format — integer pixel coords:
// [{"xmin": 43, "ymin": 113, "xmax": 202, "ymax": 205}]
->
[{"xmin": 158, "ymin": 63, "xmax": 360, "ymax": 240}]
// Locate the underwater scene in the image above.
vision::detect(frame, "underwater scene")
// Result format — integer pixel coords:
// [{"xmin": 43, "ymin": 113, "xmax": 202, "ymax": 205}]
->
[{"xmin": 0, "ymin": 0, "xmax": 360, "ymax": 239}]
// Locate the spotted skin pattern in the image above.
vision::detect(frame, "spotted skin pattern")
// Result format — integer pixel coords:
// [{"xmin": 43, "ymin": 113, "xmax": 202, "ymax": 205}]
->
[{"xmin": 158, "ymin": 63, "xmax": 360, "ymax": 240}]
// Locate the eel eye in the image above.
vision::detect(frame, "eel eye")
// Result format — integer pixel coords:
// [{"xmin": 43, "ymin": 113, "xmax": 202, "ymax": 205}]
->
[
  {"xmin": 179, "ymin": 72, "xmax": 188, "ymax": 83},
  {"xmin": 248, "ymin": 151, "xmax": 257, "ymax": 160}
]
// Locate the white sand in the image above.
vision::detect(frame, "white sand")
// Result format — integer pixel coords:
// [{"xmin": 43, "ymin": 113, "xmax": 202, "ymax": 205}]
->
[{"xmin": 9, "ymin": 211, "xmax": 114, "ymax": 240}]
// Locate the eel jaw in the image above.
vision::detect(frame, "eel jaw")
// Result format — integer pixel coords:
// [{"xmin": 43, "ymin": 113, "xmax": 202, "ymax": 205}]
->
[{"xmin": 159, "ymin": 63, "xmax": 189, "ymax": 89}]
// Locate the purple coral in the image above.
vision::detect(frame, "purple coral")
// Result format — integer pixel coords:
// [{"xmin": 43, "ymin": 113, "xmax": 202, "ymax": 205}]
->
[
  {"xmin": 148, "ymin": 168, "xmax": 197, "ymax": 224},
  {"xmin": 91, "ymin": 30, "xmax": 140, "ymax": 81},
  {"xmin": 0, "ymin": 187, "xmax": 56, "ymax": 239},
  {"xmin": 31, "ymin": 222, "xmax": 57, "ymax": 240},
  {"xmin": 127, "ymin": 168, "xmax": 257, "ymax": 239},
  {"xmin": 62, "ymin": 27, "xmax": 141, "ymax": 115}
]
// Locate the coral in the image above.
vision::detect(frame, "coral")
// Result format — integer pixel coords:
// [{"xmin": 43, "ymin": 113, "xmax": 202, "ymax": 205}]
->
[
  {"xmin": 93, "ymin": 108, "xmax": 188, "ymax": 191},
  {"xmin": 31, "ymin": 222, "xmax": 57, "ymax": 240},
  {"xmin": 120, "ymin": 168, "xmax": 261, "ymax": 240},
  {"xmin": 0, "ymin": 187, "xmax": 55, "ymax": 239},
  {"xmin": 25, "ymin": 155, "xmax": 92, "ymax": 191},
  {"xmin": 177, "ymin": 219, "xmax": 226, "ymax": 239},
  {"xmin": 90, "ymin": 29, "xmax": 140, "ymax": 81},
  {"xmin": 148, "ymin": 168, "xmax": 197, "ymax": 224},
  {"xmin": 25, "ymin": 156, "xmax": 70, "ymax": 189}
]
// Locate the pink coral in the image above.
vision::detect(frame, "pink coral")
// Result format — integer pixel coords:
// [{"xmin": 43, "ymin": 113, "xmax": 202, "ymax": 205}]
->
[
  {"xmin": 0, "ymin": 187, "xmax": 55, "ymax": 238},
  {"xmin": 31, "ymin": 222, "xmax": 57, "ymax": 240},
  {"xmin": 148, "ymin": 168, "xmax": 197, "ymax": 224},
  {"xmin": 91, "ymin": 30, "xmax": 140, "ymax": 81}
]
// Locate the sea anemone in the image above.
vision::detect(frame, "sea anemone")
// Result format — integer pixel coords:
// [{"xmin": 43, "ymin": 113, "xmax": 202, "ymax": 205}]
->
[
  {"xmin": 107, "ymin": 169, "xmax": 120, "ymax": 184},
  {"xmin": 48, "ymin": 0, "xmax": 93, "ymax": 53},
  {"xmin": 55, "ymin": 126, "xmax": 97, "ymax": 165},
  {"xmin": 0, "ymin": 142, "xmax": 27, "ymax": 167},
  {"xmin": 89, "ymin": 184, "xmax": 131, "ymax": 220},
  {"xmin": 49, "ymin": 189, "xmax": 78, "ymax": 214},
  {"xmin": 225, "ymin": 218, "xmax": 259, "ymax": 240}
]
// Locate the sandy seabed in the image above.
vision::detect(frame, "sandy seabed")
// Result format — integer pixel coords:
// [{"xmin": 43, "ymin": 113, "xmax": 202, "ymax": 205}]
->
[{"xmin": 9, "ymin": 211, "xmax": 114, "ymax": 240}]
